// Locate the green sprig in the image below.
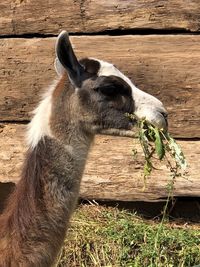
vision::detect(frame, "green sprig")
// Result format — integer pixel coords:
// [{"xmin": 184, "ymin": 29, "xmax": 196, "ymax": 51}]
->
[{"xmin": 129, "ymin": 115, "xmax": 188, "ymax": 178}]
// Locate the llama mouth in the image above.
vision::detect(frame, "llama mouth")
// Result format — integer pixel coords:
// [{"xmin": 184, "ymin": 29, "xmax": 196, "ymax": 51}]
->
[
  {"xmin": 145, "ymin": 111, "xmax": 168, "ymax": 131},
  {"xmin": 134, "ymin": 107, "xmax": 168, "ymax": 131},
  {"xmin": 97, "ymin": 111, "xmax": 168, "ymax": 138},
  {"xmin": 98, "ymin": 127, "xmax": 138, "ymax": 138}
]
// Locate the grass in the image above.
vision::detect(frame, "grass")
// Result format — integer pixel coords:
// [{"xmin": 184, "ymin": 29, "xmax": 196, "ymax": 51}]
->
[{"xmin": 56, "ymin": 204, "xmax": 200, "ymax": 267}]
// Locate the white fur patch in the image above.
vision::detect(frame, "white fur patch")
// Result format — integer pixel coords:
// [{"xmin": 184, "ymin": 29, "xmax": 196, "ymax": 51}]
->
[
  {"xmin": 96, "ymin": 59, "xmax": 167, "ymax": 128},
  {"xmin": 26, "ymin": 80, "xmax": 58, "ymax": 149},
  {"xmin": 54, "ymin": 57, "xmax": 66, "ymax": 76}
]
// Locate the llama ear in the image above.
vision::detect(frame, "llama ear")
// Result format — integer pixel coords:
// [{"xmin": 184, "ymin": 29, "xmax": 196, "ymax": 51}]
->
[
  {"xmin": 54, "ymin": 57, "xmax": 66, "ymax": 76},
  {"xmin": 55, "ymin": 31, "xmax": 85, "ymax": 87}
]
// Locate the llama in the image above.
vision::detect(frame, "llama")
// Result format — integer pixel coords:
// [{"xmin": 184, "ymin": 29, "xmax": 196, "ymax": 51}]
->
[{"xmin": 0, "ymin": 31, "xmax": 167, "ymax": 267}]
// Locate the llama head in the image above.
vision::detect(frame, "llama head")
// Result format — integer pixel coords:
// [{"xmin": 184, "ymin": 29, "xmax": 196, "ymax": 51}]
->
[
  {"xmin": 28, "ymin": 31, "xmax": 168, "ymax": 147},
  {"xmin": 54, "ymin": 31, "xmax": 167, "ymax": 137}
]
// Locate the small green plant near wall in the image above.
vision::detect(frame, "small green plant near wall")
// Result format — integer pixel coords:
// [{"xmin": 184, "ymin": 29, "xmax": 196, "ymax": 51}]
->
[{"xmin": 127, "ymin": 116, "xmax": 190, "ymax": 267}]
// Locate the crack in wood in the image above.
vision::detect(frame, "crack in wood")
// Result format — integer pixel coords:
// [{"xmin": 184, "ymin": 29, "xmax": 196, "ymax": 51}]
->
[{"xmin": 0, "ymin": 28, "xmax": 199, "ymax": 40}]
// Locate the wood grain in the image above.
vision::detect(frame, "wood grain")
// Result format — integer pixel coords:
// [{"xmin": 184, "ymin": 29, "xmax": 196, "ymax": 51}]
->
[
  {"xmin": 0, "ymin": 124, "xmax": 199, "ymax": 201},
  {"xmin": 0, "ymin": 35, "xmax": 200, "ymax": 137},
  {"xmin": 0, "ymin": 0, "xmax": 200, "ymax": 35}
]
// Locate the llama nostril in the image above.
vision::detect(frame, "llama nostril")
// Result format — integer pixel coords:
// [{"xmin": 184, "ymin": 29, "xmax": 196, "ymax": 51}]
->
[{"xmin": 160, "ymin": 112, "xmax": 168, "ymax": 129}]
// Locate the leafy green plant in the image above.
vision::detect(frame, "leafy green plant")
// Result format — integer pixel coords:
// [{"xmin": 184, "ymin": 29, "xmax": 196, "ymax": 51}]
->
[
  {"xmin": 127, "ymin": 114, "xmax": 187, "ymax": 180},
  {"xmin": 126, "ymin": 115, "xmax": 190, "ymax": 263}
]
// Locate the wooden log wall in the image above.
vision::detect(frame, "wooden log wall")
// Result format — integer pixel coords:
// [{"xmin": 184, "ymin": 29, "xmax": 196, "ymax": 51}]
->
[{"xmin": 0, "ymin": 0, "xmax": 200, "ymax": 202}]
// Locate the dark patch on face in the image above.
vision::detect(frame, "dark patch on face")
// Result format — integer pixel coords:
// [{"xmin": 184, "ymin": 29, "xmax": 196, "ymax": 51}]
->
[
  {"xmin": 77, "ymin": 72, "xmax": 135, "ymax": 132},
  {"xmin": 79, "ymin": 58, "xmax": 100, "ymax": 75},
  {"xmin": 92, "ymin": 75, "xmax": 132, "ymax": 97}
]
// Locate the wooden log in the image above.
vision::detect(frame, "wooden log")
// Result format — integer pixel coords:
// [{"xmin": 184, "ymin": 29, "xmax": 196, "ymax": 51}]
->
[
  {"xmin": 0, "ymin": 124, "xmax": 199, "ymax": 202},
  {"xmin": 0, "ymin": 35, "xmax": 200, "ymax": 137},
  {"xmin": 0, "ymin": 0, "xmax": 200, "ymax": 35}
]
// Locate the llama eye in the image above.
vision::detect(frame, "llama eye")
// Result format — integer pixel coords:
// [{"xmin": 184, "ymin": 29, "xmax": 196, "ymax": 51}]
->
[
  {"xmin": 93, "ymin": 85, "xmax": 117, "ymax": 97},
  {"xmin": 99, "ymin": 85, "xmax": 117, "ymax": 96},
  {"xmin": 93, "ymin": 75, "xmax": 131, "ymax": 97}
]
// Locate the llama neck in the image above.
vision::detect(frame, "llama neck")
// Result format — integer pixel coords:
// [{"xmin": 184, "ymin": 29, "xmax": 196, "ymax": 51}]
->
[
  {"xmin": 0, "ymin": 75, "xmax": 95, "ymax": 266},
  {"xmin": 0, "ymin": 134, "xmax": 93, "ymax": 266}
]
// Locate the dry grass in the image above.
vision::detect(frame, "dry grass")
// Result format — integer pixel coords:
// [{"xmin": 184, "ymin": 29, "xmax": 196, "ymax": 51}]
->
[{"xmin": 56, "ymin": 204, "xmax": 200, "ymax": 267}]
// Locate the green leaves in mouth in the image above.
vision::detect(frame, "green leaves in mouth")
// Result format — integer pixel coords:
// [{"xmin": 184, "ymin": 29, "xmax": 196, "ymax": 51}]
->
[{"xmin": 127, "ymin": 114, "xmax": 187, "ymax": 178}]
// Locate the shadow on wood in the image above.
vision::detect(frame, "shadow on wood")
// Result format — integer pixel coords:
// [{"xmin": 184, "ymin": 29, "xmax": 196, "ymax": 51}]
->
[
  {"xmin": 0, "ymin": 182, "xmax": 15, "ymax": 213},
  {"xmin": 1, "ymin": 182, "xmax": 199, "ymax": 221},
  {"xmin": 81, "ymin": 198, "xmax": 200, "ymax": 222}
]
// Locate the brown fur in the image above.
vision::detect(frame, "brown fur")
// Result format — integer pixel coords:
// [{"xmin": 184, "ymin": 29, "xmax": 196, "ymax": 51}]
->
[
  {"xmin": 53, "ymin": 73, "xmax": 67, "ymax": 98},
  {"xmin": 0, "ymin": 133, "xmax": 92, "ymax": 266}
]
